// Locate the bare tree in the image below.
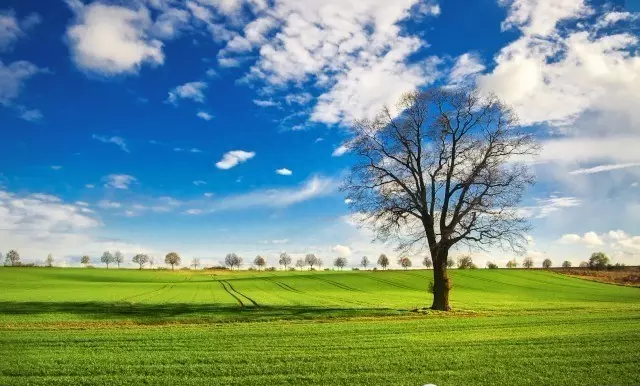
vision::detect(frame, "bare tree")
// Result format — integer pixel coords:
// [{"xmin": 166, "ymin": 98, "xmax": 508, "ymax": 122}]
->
[
  {"xmin": 457, "ymin": 255, "xmax": 476, "ymax": 269},
  {"xmin": 225, "ymin": 253, "xmax": 242, "ymax": 270},
  {"xmin": 377, "ymin": 254, "xmax": 389, "ymax": 270},
  {"xmin": 446, "ymin": 258, "xmax": 455, "ymax": 268},
  {"xmin": 45, "ymin": 253, "xmax": 54, "ymax": 267},
  {"xmin": 361, "ymin": 256, "xmax": 370, "ymax": 270},
  {"xmin": 334, "ymin": 257, "xmax": 347, "ymax": 270},
  {"xmin": 522, "ymin": 257, "xmax": 534, "ymax": 269},
  {"xmin": 398, "ymin": 257, "xmax": 412, "ymax": 270},
  {"xmin": 101, "ymin": 251, "xmax": 114, "ymax": 269},
  {"xmin": 149, "ymin": 256, "xmax": 156, "ymax": 269},
  {"xmin": 295, "ymin": 258, "xmax": 305, "ymax": 271},
  {"xmin": 191, "ymin": 258, "xmax": 201, "ymax": 270},
  {"xmin": 422, "ymin": 256, "xmax": 433, "ymax": 269},
  {"xmin": 114, "ymin": 250, "xmax": 124, "ymax": 268},
  {"xmin": 165, "ymin": 252, "xmax": 181, "ymax": 270},
  {"xmin": 5, "ymin": 250, "xmax": 20, "ymax": 266},
  {"xmin": 317, "ymin": 258, "xmax": 324, "ymax": 269},
  {"xmin": 81, "ymin": 255, "xmax": 91, "ymax": 266},
  {"xmin": 562, "ymin": 260, "xmax": 572, "ymax": 268},
  {"xmin": 253, "ymin": 255, "xmax": 266, "ymax": 270},
  {"xmin": 304, "ymin": 254, "xmax": 318, "ymax": 270},
  {"xmin": 542, "ymin": 258, "xmax": 552, "ymax": 269},
  {"xmin": 506, "ymin": 259, "xmax": 517, "ymax": 268},
  {"xmin": 132, "ymin": 254, "xmax": 149, "ymax": 270},
  {"xmin": 344, "ymin": 88, "xmax": 538, "ymax": 310},
  {"xmin": 279, "ymin": 252, "xmax": 292, "ymax": 270}
]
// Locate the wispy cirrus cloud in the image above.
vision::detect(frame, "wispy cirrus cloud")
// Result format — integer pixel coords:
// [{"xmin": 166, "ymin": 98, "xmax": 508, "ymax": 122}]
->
[
  {"xmin": 92, "ymin": 134, "xmax": 129, "ymax": 152},
  {"xmin": 166, "ymin": 81, "xmax": 207, "ymax": 104},
  {"xmin": 569, "ymin": 163, "xmax": 640, "ymax": 175},
  {"xmin": 103, "ymin": 174, "xmax": 136, "ymax": 189}
]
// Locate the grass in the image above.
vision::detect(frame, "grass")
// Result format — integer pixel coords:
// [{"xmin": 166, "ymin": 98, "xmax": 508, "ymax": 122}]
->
[{"xmin": 0, "ymin": 267, "xmax": 639, "ymax": 385}]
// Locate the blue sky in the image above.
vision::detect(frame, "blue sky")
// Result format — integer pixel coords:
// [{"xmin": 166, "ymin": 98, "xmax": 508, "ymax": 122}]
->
[{"xmin": 1, "ymin": 0, "xmax": 639, "ymax": 268}]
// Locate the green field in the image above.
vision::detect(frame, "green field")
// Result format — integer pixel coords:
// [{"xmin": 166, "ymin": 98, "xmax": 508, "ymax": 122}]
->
[{"xmin": 1, "ymin": 268, "xmax": 639, "ymax": 385}]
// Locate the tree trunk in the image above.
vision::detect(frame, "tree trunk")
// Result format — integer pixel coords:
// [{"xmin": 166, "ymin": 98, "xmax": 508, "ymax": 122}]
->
[{"xmin": 431, "ymin": 248, "xmax": 452, "ymax": 311}]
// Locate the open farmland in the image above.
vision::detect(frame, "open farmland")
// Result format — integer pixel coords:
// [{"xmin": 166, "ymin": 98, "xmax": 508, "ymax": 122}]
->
[{"xmin": 0, "ymin": 268, "xmax": 639, "ymax": 385}]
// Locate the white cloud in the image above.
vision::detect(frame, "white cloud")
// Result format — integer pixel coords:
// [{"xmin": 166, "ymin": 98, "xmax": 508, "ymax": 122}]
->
[
  {"xmin": 519, "ymin": 196, "xmax": 582, "ymax": 218},
  {"xmin": 558, "ymin": 231, "xmax": 603, "ymax": 246},
  {"xmin": 19, "ymin": 108, "xmax": 42, "ymax": 122},
  {"xmin": 184, "ymin": 209, "xmax": 202, "ymax": 215},
  {"xmin": 66, "ymin": 2, "xmax": 164, "ymax": 75},
  {"xmin": 568, "ymin": 163, "xmax": 640, "ymax": 175},
  {"xmin": 204, "ymin": 192, "xmax": 214, "ymax": 198},
  {"xmin": 190, "ymin": 148, "xmax": 202, "ymax": 153},
  {"xmin": 167, "ymin": 81, "xmax": 207, "ymax": 104},
  {"xmin": 229, "ymin": 0, "xmax": 441, "ymax": 125},
  {"xmin": 332, "ymin": 244, "xmax": 352, "ymax": 257},
  {"xmin": 103, "ymin": 174, "xmax": 137, "ymax": 189},
  {"xmin": 331, "ymin": 144, "xmax": 349, "ymax": 157},
  {"xmin": 193, "ymin": 180, "xmax": 207, "ymax": 186},
  {"xmin": 448, "ymin": 53, "xmax": 485, "ymax": 84},
  {"xmin": 285, "ymin": 93, "xmax": 312, "ymax": 105},
  {"xmin": 75, "ymin": 201, "xmax": 89, "ymax": 207},
  {"xmin": 97, "ymin": 200, "xmax": 122, "ymax": 209},
  {"xmin": 253, "ymin": 99, "xmax": 279, "ymax": 107},
  {"xmin": 344, "ymin": 198, "xmax": 353, "ymax": 204},
  {"xmin": 85, "ymin": 184, "xmax": 95, "ymax": 189},
  {"xmin": 215, "ymin": 150, "xmax": 255, "ymax": 170},
  {"xmin": 197, "ymin": 111, "xmax": 213, "ymax": 120},
  {"xmin": 92, "ymin": 134, "xmax": 129, "ymax": 152},
  {"xmin": 206, "ymin": 175, "xmax": 336, "ymax": 211},
  {"xmin": 0, "ymin": 60, "xmax": 45, "ymax": 107},
  {"xmin": 500, "ymin": 0, "xmax": 590, "ymax": 36},
  {"xmin": 51, "ymin": 165, "xmax": 62, "ymax": 170},
  {"xmin": 275, "ymin": 168, "xmax": 292, "ymax": 176},
  {"xmin": 0, "ymin": 10, "xmax": 41, "ymax": 52}
]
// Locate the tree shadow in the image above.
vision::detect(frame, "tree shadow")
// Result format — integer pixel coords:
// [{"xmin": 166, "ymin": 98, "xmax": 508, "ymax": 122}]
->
[{"xmin": 0, "ymin": 301, "xmax": 408, "ymax": 324}]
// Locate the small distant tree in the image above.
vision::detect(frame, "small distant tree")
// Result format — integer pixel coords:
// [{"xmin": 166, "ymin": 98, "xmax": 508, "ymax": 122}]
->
[
  {"xmin": 45, "ymin": 253, "xmax": 54, "ymax": 267},
  {"xmin": 334, "ymin": 257, "xmax": 347, "ymax": 270},
  {"xmin": 191, "ymin": 258, "xmax": 201, "ymax": 270},
  {"xmin": 542, "ymin": 258, "xmax": 552, "ymax": 269},
  {"xmin": 225, "ymin": 253, "xmax": 242, "ymax": 270},
  {"xmin": 295, "ymin": 258, "xmax": 305, "ymax": 271},
  {"xmin": 165, "ymin": 252, "xmax": 181, "ymax": 270},
  {"xmin": 486, "ymin": 262, "xmax": 499, "ymax": 269},
  {"xmin": 588, "ymin": 252, "xmax": 609, "ymax": 270},
  {"xmin": 422, "ymin": 257, "xmax": 433, "ymax": 269},
  {"xmin": 457, "ymin": 256, "xmax": 476, "ymax": 269},
  {"xmin": 578, "ymin": 261, "xmax": 589, "ymax": 268},
  {"xmin": 0, "ymin": 253, "xmax": 3, "ymax": 265},
  {"xmin": 81, "ymin": 255, "xmax": 90, "ymax": 266},
  {"xmin": 101, "ymin": 251, "xmax": 114, "ymax": 269},
  {"xmin": 316, "ymin": 258, "xmax": 324, "ymax": 269},
  {"xmin": 279, "ymin": 252, "xmax": 292, "ymax": 270},
  {"xmin": 522, "ymin": 257, "xmax": 534, "ymax": 269},
  {"xmin": 149, "ymin": 256, "xmax": 156, "ymax": 269},
  {"xmin": 361, "ymin": 256, "xmax": 370, "ymax": 270},
  {"xmin": 562, "ymin": 260, "xmax": 572, "ymax": 268},
  {"xmin": 398, "ymin": 257, "xmax": 412, "ymax": 270},
  {"xmin": 446, "ymin": 258, "xmax": 455, "ymax": 268},
  {"xmin": 304, "ymin": 254, "xmax": 318, "ymax": 270},
  {"xmin": 6, "ymin": 250, "xmax": 20, "ymax": 266},
  {"xmin": 114, "ymin": 251, "xmax": 124, "ymax": 268},
  {"xmin": 506, "ymin": 259, "xmax": 517, "ymax": 268},
  {"xmin": 377, "ymin": 254, "xmax": 389, "ymax": 270},
  {"xmin": 132, "ymin": 254, "xmax": 149, "ymax": 270},
  {"xmin": 253, "ymin": 255, "xmax": 266, "ymax": 270}
]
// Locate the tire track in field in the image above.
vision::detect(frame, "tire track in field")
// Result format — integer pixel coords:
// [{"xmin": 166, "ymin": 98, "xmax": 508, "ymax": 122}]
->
[
  {"xmin": 117, "ymin": 283, "xmax": 171, "ymax": 303},
  {"xmin": 224, "ymin": 280, "xmax": 260, "ymax": 307},
  {"xmin": 311, "ymin": 276, "xmax": 364, "ymax": 292},
  {"xmin": 364, "ymin": 275, "xmax": 420, "ymax": 291},
  {"xmin": 219, "ymin": 281, "xmax": 245, "ymax": 307},
  {"xmin": 261, "ymin": 277, "xmax": 302, "ymax": 293}
]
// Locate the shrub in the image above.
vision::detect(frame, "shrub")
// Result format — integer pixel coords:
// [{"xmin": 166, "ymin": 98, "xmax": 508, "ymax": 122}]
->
[
  {"xmin": 542, "ymin": 259, "xmax": 552, "ymax": 269},
  {"xmin": 588, "ymin": 252, "xmax": 609, "ymax": 270},
  {"xmin": 457, "ymin": 256, "xmax": 475, "ymax": 269},
  {"xmin": 351, "ymin": 267, "xmax": 360, "ymax": 271},
  {"xmin": 486, "ymin": 262, "xmax": 499, "ymax": 269},
  {"xmin": 562, "ymin": 260, "xmax": 572, "ymax": 268},
  {"xmin": 266, "ymin": 267, "xmax": 276, "ymax": 271},
  {"xmin": 288, "ymin": 267, "xmax": 296, "ymax": 271}
]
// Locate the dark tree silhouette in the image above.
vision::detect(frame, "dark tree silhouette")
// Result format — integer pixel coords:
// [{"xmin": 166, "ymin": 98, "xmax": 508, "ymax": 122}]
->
[
  {"xmin": 377, "ymin": 254, "xmax": 389, "ymax": 270},
  {"xmin": 343, "ymin": 87, "xmax": 538, "ymax": 310}
]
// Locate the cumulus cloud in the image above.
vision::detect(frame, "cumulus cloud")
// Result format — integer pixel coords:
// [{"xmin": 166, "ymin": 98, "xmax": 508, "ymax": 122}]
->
[
  {"xmin": 332, "ymin": 244, "xmax": 352, "ymax": 257},
  {"xmin": 448, "ymin": 53, "xmax": 485, "ymax": 84},
  {"xmin": 166, "ymin": 81, "xmax": 207, "ymax": 104},
  {"xmin": 275, "ymin": 168, "xmax": 292, "ymax": 176},
  {"xmin": 92, "ymin": 134, "xmax": 129, "ymax": 152},
  {"xmin": 97, "ymin": 200, "xmax": 122, "ymax": 209},
  {"xmin": 197, "ymin": 111, "xmax": 213, "ymax": 120},
  {"xmin": 215, "ymin": 150, "xmax": 255, "ymax": 170},
  {"xmin": 331, "ymin": 144, "xmax": 349, "ymax": 157},
  {"xmin": 0, "ymin": 60, "xmax": 45, "ymax": 107},
  {"xmin": 103, "ymin": 174, "xmax": 137, "ymax": 189},
  {"xmin": 66, "ymin": 2, "xmax": 164, "ymax": 75}
]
